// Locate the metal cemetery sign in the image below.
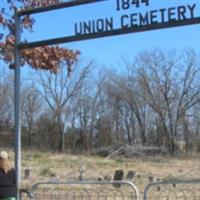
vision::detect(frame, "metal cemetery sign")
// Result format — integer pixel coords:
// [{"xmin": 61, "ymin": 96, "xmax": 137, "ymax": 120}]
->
[
  {"xmin": 74, "ymin": 0, "xmax": 197, "ymax": 36},
  {"xmin": 19, "ymin": 0, "xmax": 200, "ymax": 49},
  {"xmin": 14, "ymin": 1, "xmax": 200, "ymax": 200}
]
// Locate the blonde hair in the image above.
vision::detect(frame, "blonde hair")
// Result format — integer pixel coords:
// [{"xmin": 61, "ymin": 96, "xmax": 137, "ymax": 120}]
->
[{"xmin": 0, "ymin": 158, "xmax": 12, "ymax": 173}]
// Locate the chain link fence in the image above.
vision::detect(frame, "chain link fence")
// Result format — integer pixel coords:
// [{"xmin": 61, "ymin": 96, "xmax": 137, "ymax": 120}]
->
[
  {"xmin": 20, "ymin": 180, "xmax": 139, "ymax": 200},
  {"xmin": 143, "ymin": 178, "xmax": 200, "ymax": 200}
]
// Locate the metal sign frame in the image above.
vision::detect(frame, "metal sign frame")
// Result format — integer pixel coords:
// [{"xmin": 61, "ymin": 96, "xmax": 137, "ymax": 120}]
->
[
  {"xmin": 14, "ymin": 0, "xmax": 200, "ymax": 199},
  {"xmin": 17, "ymin": 0, "xmax": 200, "ymax": 49}
]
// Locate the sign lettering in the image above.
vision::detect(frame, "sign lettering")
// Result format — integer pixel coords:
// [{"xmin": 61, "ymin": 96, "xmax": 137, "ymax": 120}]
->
[
  {"xmin": 116, "ymin": 0, "xmax": 150, "ymax": 11},
  {"xmin": 74, "ymin": 1, "xmax": 199, "ymax": 36}
]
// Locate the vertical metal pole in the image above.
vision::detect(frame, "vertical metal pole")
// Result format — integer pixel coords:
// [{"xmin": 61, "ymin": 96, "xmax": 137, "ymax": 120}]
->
[{"xmin": 14, "ymin": 10, "xmax": 21, "ymax": 200}]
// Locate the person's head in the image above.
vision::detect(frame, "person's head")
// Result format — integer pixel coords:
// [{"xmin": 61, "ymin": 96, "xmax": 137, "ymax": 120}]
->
[{"xmin": 0, "ymin": 151, "xmax": 12, "ymax": 173}]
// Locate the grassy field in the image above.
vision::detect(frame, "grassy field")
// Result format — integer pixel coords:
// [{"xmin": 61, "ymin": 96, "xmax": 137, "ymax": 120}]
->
[
  {"xmin": 6, "ymin": 151, "xmax": 198, "ymax": 191},
  {"xmin": 4, "ymin": 151, "xmax": 200, "ymax": 199}
]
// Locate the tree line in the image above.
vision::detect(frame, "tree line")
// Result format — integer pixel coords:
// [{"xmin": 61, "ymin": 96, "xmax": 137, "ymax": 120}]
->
[{"xmin": 1, "ymin": 49, "xmax": 200, "ymax": 155}]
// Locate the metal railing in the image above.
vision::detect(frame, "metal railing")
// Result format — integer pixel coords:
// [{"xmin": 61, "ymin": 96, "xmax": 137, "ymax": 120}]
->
[
  {"xmin": 143, "ymin": 178, "xmax": 200, "ymax": 200},
  {"xmin": 23, "ymin": 180, "xmax": 139, "ymax": 200},
  {"xmin": 20, "ymin": 178, "xmax": 200, "ymax": 200}
]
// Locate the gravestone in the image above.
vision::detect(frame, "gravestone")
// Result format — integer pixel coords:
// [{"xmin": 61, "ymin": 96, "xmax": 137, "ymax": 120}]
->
[
  {"xmin": 126, "ymin": 170, "xmax": 135, "ymax": 180},
  {"xmin": 113, "ymin": 169, "xmax": 124, "ymax": 188},
  {"xmin": 104, "ymin": 175, "xmax": 112, "ymax": 181},
  {"xmin": 24, "ymin": 169, "xmax": 30, "ymax": 179}
]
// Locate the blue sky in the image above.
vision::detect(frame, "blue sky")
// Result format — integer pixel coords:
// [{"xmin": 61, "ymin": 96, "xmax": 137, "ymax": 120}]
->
[
  {"xmin": 4, "ymin": 0, "xmax": 200, "ymax": 72},
  {"xmin": 21, "ymin": 0, "xmax": 200, "ymax": 70}
]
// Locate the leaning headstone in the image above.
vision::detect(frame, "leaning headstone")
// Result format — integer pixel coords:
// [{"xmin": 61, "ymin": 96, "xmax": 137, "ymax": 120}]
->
[
  {"xmin": 49, "ymin": 172, "xmax": 57, "ymax": 178},
  {"xmin": 136, "ymin": 174, "xmax": 141, "ymax": 179},
  {"xmin": 24, "ymin": 169, "xmax": 30, "ymax": 179},
  {"xmin": 79, "ymin": 165, "xmax": 86, "ymax": 181},
  {"xmin": 157, "ymin": 186, "xmax": 161, "ymax": 191},
  {"xmin": 113, "ymin": 169, "xmax": 124, "ymax": 188},
  {"xmin": 98, "ymin": 177, "xmax": 102, "ymax": 181},
  {"xmin": 126, "ymin": 171, "xmax": 135, "ymax": 180},
  {"xmin": 104, "ymin": 175, "xmax": 112, "ymax": 181},
  {"xmin": 148, "ymin": 176, "xmax": 154, "ymax": 183}
]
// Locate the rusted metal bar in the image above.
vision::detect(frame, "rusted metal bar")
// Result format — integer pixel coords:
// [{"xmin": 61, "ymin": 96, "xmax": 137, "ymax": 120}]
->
[
  {"xmin": 19, "ymin": 17, "xmax": 200, "ymax": 49},
  {"xmin": 18, "ymin": 0, "xmax": 107, "ymax": 16}
]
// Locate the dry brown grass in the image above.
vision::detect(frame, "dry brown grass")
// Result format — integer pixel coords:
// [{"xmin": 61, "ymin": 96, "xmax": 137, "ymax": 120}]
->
[
  {"xmin": 0, "ymin": 149, "xmax": 193, "ymax": 200},
  {"xmin": 15, "ymin": 151, "xmax": 200, "ymax": 192}
]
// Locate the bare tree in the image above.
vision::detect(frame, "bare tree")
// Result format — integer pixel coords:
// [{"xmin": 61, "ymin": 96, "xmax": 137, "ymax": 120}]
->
[
  {"xmin": 35, "ymin": 62, "xmax": 91, "ymax": 152},
  {"xmin": 136, "ymin": 49, "xmax": 200, "ymax": 154},
  {"xmin": 0, "ymin": 68, "xmax": 14, "ymax": 147},
  {"xmin": 104, "ymin": 71, "xmax": 147, "ymax": 145},
  {"xmin": 0, "ymin": 69, "xmax": 14, "ymax": 132},
  {"xmin": 21, "ymin": 85, "xmax": 42, "ymax": 148}
]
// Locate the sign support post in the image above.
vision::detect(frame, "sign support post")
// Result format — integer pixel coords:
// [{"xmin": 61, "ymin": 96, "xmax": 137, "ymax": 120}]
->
[{"xmin": 14, "ymin": 9, "xmax": 21, "ymax": 200}]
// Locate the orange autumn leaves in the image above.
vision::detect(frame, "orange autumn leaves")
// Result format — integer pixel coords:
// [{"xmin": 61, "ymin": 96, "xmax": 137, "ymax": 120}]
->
[
  {"xmin": 0, "ymin": 0, "xmax": 80, "ymax": 74},
  {"xmin": 21, "ymin": 46, "xmax": 80, "ymax": 73}
]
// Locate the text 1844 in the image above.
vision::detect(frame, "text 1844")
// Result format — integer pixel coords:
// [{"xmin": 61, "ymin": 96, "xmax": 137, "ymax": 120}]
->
[{"xmin": 116, "ymin": 0, "xmax": 150, "ymax": 11}]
